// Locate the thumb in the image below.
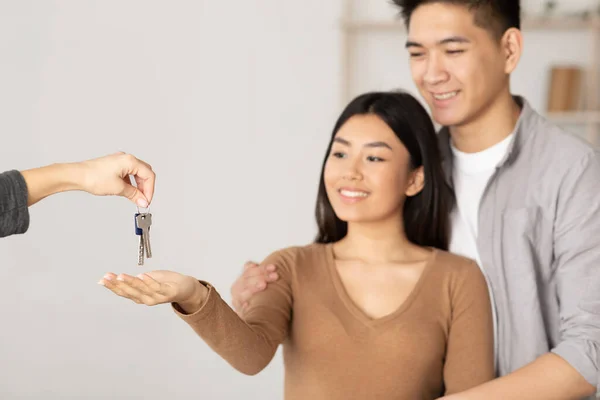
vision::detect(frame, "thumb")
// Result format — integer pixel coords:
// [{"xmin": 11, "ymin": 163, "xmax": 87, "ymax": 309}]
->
[{"xmin": 121, "ymin": 182, "xmax": 149, "ymax": 208}]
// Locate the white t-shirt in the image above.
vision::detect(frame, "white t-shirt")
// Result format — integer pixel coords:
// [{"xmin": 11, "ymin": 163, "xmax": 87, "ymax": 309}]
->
[{"xmin": 448, "ymin": 133, "xmax": 514, "ymax": 372}]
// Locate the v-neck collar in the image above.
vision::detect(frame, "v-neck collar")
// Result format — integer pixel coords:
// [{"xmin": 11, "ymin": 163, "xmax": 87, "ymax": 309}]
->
[{"xmin": 324, "ymin": 243, "xmax": 438, "ymax": 328}]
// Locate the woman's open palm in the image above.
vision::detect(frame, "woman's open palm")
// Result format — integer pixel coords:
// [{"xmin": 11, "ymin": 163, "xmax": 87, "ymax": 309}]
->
[{"xmin": 99, "ymin": 270, "xmax": 198, "ymax": 306}]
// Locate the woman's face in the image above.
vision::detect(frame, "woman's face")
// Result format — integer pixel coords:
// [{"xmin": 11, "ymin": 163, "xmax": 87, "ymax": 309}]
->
[{"xmin": 324, "ymin": 114, "xmax": 423, "ymax": 225}]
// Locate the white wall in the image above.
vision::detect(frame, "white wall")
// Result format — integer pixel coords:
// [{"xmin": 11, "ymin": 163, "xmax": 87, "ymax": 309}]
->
[
  {"xmin": 0, "ymin": 1, "xmax": 342, "ymax": 399},
  {"xmin": 0, "ymin": 1, "xmax": 593, "ymax": 399}
]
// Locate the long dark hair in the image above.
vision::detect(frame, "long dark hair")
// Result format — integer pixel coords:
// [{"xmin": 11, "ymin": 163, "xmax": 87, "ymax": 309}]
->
[{"xmin": 314, "ymin": 90, "xmax": 452, "ymax": 250}]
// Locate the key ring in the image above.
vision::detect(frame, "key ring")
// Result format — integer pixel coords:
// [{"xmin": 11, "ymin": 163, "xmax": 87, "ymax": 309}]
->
[{"xmin": 136, "ymin": 204, "xmax": 151, "ymax": 214}]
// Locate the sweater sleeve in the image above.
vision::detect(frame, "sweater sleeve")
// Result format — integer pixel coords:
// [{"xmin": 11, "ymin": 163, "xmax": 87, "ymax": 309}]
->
[
  {"xmin": 0, "ymin": 170, "xmax": 30, "ymax": 238},
  {"xmin": 172, "ymin": 248, "xmax": 295, "ymax": 375},
  {"xmin": 443, "ymin": 261, "xmax": 495, "ymax": 394}
]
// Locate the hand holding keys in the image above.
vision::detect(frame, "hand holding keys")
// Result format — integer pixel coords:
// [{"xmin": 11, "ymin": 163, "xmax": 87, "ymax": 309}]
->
[{"xmin": 135, "ymin": 211, "xmax": 153, "ymax": 266}]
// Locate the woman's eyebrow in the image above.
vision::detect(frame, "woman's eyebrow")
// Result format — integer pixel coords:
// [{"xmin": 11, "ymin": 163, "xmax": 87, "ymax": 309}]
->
[{"xmin": 333, "ymin": 137, "xmax": 392, "ymax": 150}]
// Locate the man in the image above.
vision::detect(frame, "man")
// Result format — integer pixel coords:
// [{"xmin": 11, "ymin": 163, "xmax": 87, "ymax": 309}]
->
[
  {"xmin": 230, "ymin": 1, "xmax": 600, "ymax": 399},
  {"xmin": 0, "ymin": 152, "xmax": 155, "ymax": 238}
]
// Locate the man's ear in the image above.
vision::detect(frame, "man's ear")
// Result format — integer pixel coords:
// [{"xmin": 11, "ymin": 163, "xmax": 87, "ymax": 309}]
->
[
  {"xmin": 502, "ymin": 27, "xmax": 523, "ymax": 74},
  {"xmin": 406, "ymin": 166, "xmax": 425, "ymax": 197}
]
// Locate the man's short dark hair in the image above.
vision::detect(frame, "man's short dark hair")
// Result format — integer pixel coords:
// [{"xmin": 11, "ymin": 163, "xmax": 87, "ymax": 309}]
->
[{"xmin": 392, "ymin": 0, "xmax": 521, "ymax": 40}]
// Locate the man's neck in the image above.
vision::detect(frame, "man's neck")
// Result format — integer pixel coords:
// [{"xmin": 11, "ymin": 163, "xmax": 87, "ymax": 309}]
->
[{"xmin": 450, "ymin": 91, "xmax": 522, "ymax": 153}]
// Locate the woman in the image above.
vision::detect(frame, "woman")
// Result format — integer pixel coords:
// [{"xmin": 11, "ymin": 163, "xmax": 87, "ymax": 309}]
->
[{"xmin": 99, "ymin": 90, "xmax": 494, "ymax": 399}]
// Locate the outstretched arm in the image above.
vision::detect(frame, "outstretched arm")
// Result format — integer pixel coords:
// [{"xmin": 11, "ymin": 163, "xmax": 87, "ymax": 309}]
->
[
  {"xmin": 99, "ymin": 250, "xmax": 295, "ymax": 375},
  {"xmin": 21, "ymin": 152, "xmax": 154, "ymax": 207},
  {"xmin": 0, "ymin": 152, "xmax": 155, "ymax": 238}
]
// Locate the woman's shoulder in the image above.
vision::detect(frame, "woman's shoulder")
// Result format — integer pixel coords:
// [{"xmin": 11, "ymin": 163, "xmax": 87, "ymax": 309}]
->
[
  {"xmin": 429, "ymin": 250, "xmax": 490, "ymax": 305},
  {"xmin": 431, "ymin": 250, "xmax": 485, "ymax": 282},
  {"xmin": 260, "ymin": 242, "xmax": 329, "ymax": 270}
]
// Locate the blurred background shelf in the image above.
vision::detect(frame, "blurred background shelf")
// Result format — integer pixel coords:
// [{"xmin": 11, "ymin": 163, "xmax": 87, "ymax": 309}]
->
[
  {"xmin": 341, "ymin": 15, "xmax": 600, "ymax": 32},
  {"xmin": 546, "ymin": 111, "xmax": 600, "ymax": 124}
]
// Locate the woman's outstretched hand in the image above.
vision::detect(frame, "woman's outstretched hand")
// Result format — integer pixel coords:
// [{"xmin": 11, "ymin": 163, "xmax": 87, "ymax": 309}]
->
[{"xmin": 98, "ymin": 270, "xmax": 208, "ymax": 314}]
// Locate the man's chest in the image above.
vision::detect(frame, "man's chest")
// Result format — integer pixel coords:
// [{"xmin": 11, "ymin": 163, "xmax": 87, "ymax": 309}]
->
[{"xmin": 449, "ymin": 168, "xmax": 497, "ymax": 259}]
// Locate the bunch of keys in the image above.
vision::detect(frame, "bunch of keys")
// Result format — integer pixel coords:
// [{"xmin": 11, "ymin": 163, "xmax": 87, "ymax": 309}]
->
[{"xmin": 135, "ymin": 208, "xmax": 152, "ymax": 266}]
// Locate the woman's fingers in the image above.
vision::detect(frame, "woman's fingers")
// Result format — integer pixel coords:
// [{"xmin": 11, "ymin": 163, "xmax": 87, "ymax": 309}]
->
[
  {"xmin": 99, "ymin": 273, "xmax": 159, "ymax": 305},
  {"xmin": 98, "ymin": 271, "xmax": 183, "ymax": 306},
  {"xmin": 136, "ymin": 273, "xmax": 164, "ymax": 294},
  {"xmin": 99, "ymin": 274, "xmax": 132, "ymax": 299},
  {"xmin": 99, "ymin": 274, "xmax": 144, "ymax": 303}
]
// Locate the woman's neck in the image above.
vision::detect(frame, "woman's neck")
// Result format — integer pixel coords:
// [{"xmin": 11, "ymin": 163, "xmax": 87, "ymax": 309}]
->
[{"xmin": 335, "ymin": 220, "xmax": 422, "ymax": 264}]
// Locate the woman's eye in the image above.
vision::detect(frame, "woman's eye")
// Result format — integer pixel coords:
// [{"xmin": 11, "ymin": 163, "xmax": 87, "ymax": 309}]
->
[
  {"xmin": 331, "ymin": 152, "xmax": 346, "ymax": 159},
  {"xmin": 367, "ymin": 156, "xmax": 384, "ymax": 162}
]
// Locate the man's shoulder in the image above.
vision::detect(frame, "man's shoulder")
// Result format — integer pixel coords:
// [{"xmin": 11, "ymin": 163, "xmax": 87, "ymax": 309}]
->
[{"xmin": 522, "ymin": 109, "xmax": 597, "ymax": 168}]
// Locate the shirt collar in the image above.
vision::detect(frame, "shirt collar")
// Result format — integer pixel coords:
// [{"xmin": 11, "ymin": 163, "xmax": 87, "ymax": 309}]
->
[{"xmin": 438, "ymin": 96, "xmax": 539, "ymax": 183}]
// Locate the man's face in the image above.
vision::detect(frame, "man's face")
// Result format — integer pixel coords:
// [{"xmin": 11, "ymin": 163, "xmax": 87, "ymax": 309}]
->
[{"xmin": 406, "ymin": 3, "xmax": 509, "ymax": 127}]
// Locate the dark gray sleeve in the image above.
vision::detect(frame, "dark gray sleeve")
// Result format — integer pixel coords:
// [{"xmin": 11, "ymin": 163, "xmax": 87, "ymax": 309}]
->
[{"xmin": 0, "ymin": 170, "xmax": 30, "ymax": 238}]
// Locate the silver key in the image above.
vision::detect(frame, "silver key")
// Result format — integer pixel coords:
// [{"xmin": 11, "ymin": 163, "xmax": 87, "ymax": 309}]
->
[
  {"xmin": 135, "ymin": 214, "xmax": 146, "ymax": 266},
  {"xmin": 137, "ymin": 235, "xmax": 145, "ymax": 266},
  {"xmin": 136, "ymin": 213, "xmax": 153, "ymax": 259}
]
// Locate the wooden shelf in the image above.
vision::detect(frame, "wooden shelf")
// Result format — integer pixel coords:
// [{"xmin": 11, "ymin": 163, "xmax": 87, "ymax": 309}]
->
[
  {"xmin": 341, "ymin": 15, "xmax": 600, "ymax": 32},
  {"xmin": 546, "ymin": 111, "xmax": 600, "ymax": 124}
]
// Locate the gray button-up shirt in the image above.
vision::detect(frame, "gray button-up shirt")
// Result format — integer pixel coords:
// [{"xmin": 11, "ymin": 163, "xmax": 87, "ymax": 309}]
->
[{"xmin": 439, "ymin": 97, "xmax": 600, "ymax": 397}]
